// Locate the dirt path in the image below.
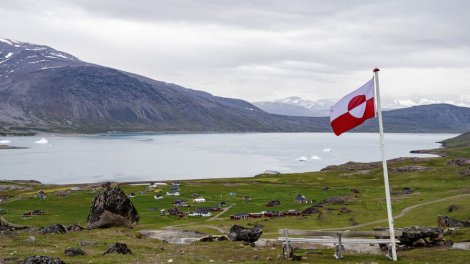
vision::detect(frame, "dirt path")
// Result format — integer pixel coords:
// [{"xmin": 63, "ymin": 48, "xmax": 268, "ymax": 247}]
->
[
  {"xmin": 208, "ymin": 204, "xmax": 234, "ymax": 221},
  {"xmin": 316, "ymin": 193, "xmax": 470, "ymax": 231}
]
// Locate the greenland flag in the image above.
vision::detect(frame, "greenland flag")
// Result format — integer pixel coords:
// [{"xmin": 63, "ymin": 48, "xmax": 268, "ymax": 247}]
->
[{"xmin": 330, "ymin": 78, "xmax": 375, "ymax": 136}]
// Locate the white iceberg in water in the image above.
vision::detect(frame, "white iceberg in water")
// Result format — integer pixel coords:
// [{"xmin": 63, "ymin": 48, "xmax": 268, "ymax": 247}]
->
[
  {"xmin": 0, "ymin": 140, "xmax": 11, "ymax": 145},
  {"xmin": 34, "ymin": 138, "xmax": 48, "ymax": 144},
  {"xmin": 322, "ymin": 148, "xmax": 332, "ymax": 153},
  {"xmin": 311, "ymin": 155, "xmax": 321, "ymax": 160},
  {"xmin": 296, "ymin": 156, "xmax": 308, "ymax": 161}
]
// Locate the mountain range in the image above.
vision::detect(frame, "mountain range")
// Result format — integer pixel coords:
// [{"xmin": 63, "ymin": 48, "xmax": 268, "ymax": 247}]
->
[
  {"xmin": 1, "ymin": 38, "xmax": 470, "ymax": 134},
  {"xmin": 253, "ymin": 96, "xmax": 470, "ymax": 117}
]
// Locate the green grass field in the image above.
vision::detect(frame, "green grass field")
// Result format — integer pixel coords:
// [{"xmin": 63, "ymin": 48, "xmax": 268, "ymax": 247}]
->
[{"xmin": 1, "ymin": 133, "xmax": 470, "ymax": 263}]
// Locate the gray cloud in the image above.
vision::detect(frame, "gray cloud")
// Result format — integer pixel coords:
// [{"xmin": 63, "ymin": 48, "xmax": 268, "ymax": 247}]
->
[{"xmin": 0, "ymin": 0, "xmax": 469, "ymax": 102}]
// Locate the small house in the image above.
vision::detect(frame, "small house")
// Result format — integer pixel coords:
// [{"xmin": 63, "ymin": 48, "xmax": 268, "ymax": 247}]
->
[
  {"xmin": 154, "ymin": 194, "xmax": 163, "ymax": 200},
  {"xmin": 171, "ymin": 182, "xmax": 182, "ymax": 187},
  {"xmin": 218, "ymin": 201, "xmax": 227, "ymax": 207},
  {"xmin": 294, "ymin": 194, "xmax": 311, "ymax": 204},
  {"xmin": 166, "ymin": 191, "xmax": 180, "ymax": 196},
  {"xmin": 248, "ymin": 212, "xmax": 264, "ymax": 218},
  {"xmin": 173, "ymin": 200, "xmax": 189, "ymax": 207},
  {"xmin": 128, "ymin": 192, "xmax": 136, "ymax": 198},
  {"xmin": 242, "ymin": 195, "xmax": 252, "ymax": 201},
  {"xmin": 191, "ymin": 193, "xmax": 200, "ymax": 198},
  {"xmin": 193, "ymin": 197, "xmax": 206, "ymax": 203},
  {"xmin": 230, "ymin": 213, "xmax": 249, "ymax": 220}
]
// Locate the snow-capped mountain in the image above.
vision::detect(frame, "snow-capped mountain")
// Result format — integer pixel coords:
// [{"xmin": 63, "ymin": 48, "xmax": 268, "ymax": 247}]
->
[
  {"xmin": 0, "ymin": 38, "xmax": 83, "ymax": 78},
  {"xmin": 0, "ymin": 38, "xmax": 328, "ymax": 133},
  {"xmin": 254, "ymin": 96, "xmax": 470, "ymax": 117},
  {"xmin": 253, "ymin": 97, "xmax": 335, "ymax": 117}
]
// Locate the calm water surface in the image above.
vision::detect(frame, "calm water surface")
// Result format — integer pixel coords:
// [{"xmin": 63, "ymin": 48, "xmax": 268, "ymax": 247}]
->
[{"xmin": 0, "ymin": 133, "xmax": 455, "ymax": 184}]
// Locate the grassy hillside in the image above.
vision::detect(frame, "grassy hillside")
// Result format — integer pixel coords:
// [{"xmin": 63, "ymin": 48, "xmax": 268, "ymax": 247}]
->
[{"xmin": 1, "ymin": 133, "xmax": 470, "ymax": 263}]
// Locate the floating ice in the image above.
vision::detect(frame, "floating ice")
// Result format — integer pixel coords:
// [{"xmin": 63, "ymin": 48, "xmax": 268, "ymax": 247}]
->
[
  {"xmin": 322, "ymin": 148, "xmax": 332, "ymax": 153},
  {"xmin": 0, "ymin": 140, "xmax": 11, "ymax": 144},
  {"xmin": 296, "ymin": 156, "xmax": 308, "ymax": 161},
  {"xmin": 34, "ymin": 138, "xmax": 48, "ymax": 144},
  {"xmin": 310, "ymin": 155, "xmax": 321, "ymax": 160}
]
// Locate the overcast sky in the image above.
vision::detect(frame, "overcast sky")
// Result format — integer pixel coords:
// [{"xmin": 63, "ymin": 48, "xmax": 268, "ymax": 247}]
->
[{"xmin": 1, "ymin": 0, "xmax": 469, "ymax": 103}]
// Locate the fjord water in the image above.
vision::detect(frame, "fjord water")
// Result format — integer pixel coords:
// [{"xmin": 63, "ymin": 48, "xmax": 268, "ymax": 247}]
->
[{"xmin": 0, "ymin": 133, "xmax": 454, "ymax": 184}]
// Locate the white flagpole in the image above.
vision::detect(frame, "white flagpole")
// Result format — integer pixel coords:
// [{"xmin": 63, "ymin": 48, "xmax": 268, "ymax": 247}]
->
[{"xmin": 373, "ymin": 68, "xmax": 397, "ymax": 261}]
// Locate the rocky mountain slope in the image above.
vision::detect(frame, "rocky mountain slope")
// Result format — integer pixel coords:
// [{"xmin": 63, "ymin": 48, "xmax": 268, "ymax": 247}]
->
[
  {"xmin": 0, "ymin": 38, "xmax": 328, "ymax": 133},
  {"xmin": 1, "ymin": 38, "xmax": 469, "ymax": 134}
]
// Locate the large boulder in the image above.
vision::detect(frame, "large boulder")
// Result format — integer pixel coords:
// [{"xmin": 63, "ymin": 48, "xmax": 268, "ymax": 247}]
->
[
  {"xmin": 19, "ymin": 256, "xmax": 65, "ymax": 264},
  {"xmin": 103, "ymin": 242, "xmax": 132, "ymax": 255},
  {"xmin": 228, "ymin": 225, "xmax": 262, "ymax": 243},
  {"xmin": 38, "ymin": 224, "xmax": 67, "ymax": 235},
  {"xmin": 64, "ymin": 247, "xmax": 86, "ymax": 257},
  {"xmin": 86, "ymin": 183, "xmax": 139, "ymax": 229},
  {"xmin": 375, "ymin": 226, "xmax": 451, "ymax": 248}
]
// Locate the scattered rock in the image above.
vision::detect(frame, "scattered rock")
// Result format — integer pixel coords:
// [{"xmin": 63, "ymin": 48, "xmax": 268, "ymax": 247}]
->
[
  {"xmin": 103, "ymin": 242, "xmax": 132, "ymax": 255},
  {"xmin": 448, "ymin": 158, "xmax": 470, "ymax": 167},
  {"xmin": 448, "ymin": 204, "xmax": 459, "ymax": 213},
  {"xmin": 64, "ymin": 247, "xmax": 85, "ymax": 257},
  {"xmin": 38, "ymin": 224, "xmax": 67, "ymax": 235},
  {"xmin": 302, "ymin": 206, "xmax": 321, "ymax": 215},
  {"xmin": 437, "ymin": 215, "xmax": 470, "ymax": 228},
  {"xmin": 79, "ymin": 240, "xmax": 98, "ymax": 246},
  {"xmin": 0, "ymin": 217, "xmax": 29, "ymax": 232},
  {"xmin": 265, "ymin": 200, "xmax": 281, "ymax": 207},
  {"xmin": 26, "ymin": 236, "xmax": 36, "ymax": 243},
  {"xmin": 0, "ymin": 257, "xmax": 19, "ymax": 263},
  {"xmin": 321, "ymin": 161, "xmax": 381, "ymax": 171},
  {"xmin": 87, "ymin": 183, "xmax": 140, "ymax": 229},
  {"xmin": 19, "ymin": 256, "xmax": 65, "ymax": 264},
  {"xmin": 22, "ymin": 210, "xmax": 44, "ymax": 216},
  {"xmin": 349, "ymin": 217, "xmax": 358, "ymax": 226},
  {"xmin": 391, "ymin": 165, "xmax": 426, "ymax": 172},
  {"xmin": 66, "ymin": 224, "xmax": 85, "ymax": 232},
  {"xmin": 460, "ymin": 168, "xmax": 470, "ymax": 177},
  {"xmin": 228, "ymin": 225, "xmax": 263, "ymax": 243}
]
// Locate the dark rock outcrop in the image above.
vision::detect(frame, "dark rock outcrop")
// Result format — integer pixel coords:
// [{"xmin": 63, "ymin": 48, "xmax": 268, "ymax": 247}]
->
[
  {"xmin": 38, "ymin": 224, "xmax": 67, "ymax": 235},
  {"xmin": 447, "ymin": 204, "xmax": 458, "ymax": 213},
  {"xmin": 0, "ymin": 217, "xmax": 29, "ymax": 233},
  {"xmin": 437, "ymin": 215, "xmax": 470, "ymax": 228},
  {"xmin": 391, "ymin": 165, "xmax": 426, "ymax": 172},
  {"xmin": 375, "ymin": 226, "xmax": 452, "ymax": 248},
  {"xmin": 19, "ymin": 256, "xmax": 65, "ymax": 264},
  {"xmin": 228, "ymin": 225, "xmax": 263, "ymax": 243},
  {"xmin": 86, "ymin": 183, "xmax": 139, "ymax": 229},
  {"xmin": 265, "ymin": 200, "xmax": 281, "ymax": 207},
  {"xmin": 103, "ymin": 242, "xmax": 132, "ymax": 255},
  {"xmin": 64, "ymin": 247, "xmax": 86, "ymax": 257},
  {"xmin": 66, "ymin": 224, "xmax": 85, "ymax": 232},
  {"xmin": 448, "ymin": 158, "xmax": 470, "ymax": 167}
]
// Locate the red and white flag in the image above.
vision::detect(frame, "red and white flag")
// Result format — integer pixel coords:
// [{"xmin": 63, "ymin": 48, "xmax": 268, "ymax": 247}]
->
[{"xmin": 330, "ymin": 78, "xmax": 375, "ymax": 136}]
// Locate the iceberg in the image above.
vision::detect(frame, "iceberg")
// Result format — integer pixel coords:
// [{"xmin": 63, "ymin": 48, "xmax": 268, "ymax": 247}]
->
[
  {"xmin": 0, "ymin": 140, "xmax": 11, "ymax": 145},
  {"xmin": 296, "ymin": 156, "xmax": 308, "ymax": 161},
  {"xmin": 322, "ymin": 148, "xmax": 332, "ymax": 153},
  {"xmin": 34, "ymin": 138, "xmax": 48, "ymax": 144},
  {"xmin": 310, "ymin": 155, "xmax": 321, "ymax": 160}
]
